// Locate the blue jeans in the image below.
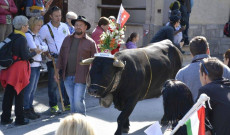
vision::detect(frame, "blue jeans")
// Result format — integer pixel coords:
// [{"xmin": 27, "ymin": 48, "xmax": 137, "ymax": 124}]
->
[
  {"xmin": 24, "ymin": 66, "xmax": 41, "ymax": 109},
  {"xmin": 64, "ymin": 76, "xmax": 86, "ymax": 115},
  {"xmin": 47, "ymin": 61, "xmax": 69, "ymax": 107}
]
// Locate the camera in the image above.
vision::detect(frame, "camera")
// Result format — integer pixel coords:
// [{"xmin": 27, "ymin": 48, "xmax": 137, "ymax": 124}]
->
[
  {"xmin": 51, "ymin": 53, "xmax": 58, "ymax": 58},
  {"xmin": 29, "ymin": 58, "xmax": 34, "ymax": 63}
]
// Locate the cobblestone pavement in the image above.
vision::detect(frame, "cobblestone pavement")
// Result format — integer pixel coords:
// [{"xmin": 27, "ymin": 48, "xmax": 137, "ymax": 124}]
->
[{"xmin": 0, "ymin": 80, "xmax": 100, "ymax": 134}]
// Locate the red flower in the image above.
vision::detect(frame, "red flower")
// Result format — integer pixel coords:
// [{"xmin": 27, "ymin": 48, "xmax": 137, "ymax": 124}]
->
[
  {"xmin": 108, "ymin": 27, "xmax": 113, "ymax": 32},
  {"xmin": 111, "ymin": 46, "xmax": 120, "ymax": 55}
]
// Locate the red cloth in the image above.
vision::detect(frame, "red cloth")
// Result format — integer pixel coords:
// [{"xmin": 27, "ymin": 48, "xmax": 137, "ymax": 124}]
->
[
  {"xmin": 0, "ymin": 60, "xmax": 31, "ymax": 95},
  {"xmin": 91, "ymin": 26, "xmax": 104, "ymax": 52},
  {"xmin": 91, "ymin": 26, "xmax": 104, "ymax": 45}
]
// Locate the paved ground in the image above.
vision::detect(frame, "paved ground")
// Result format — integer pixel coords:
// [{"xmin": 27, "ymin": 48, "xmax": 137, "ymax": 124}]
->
[
  {"xmin": 0, "ymin": 80, "xmax": 99, "ymax": 134},
  {"xmin": 0, "ymin": 80, "xmax": 166, "ymax": 135}
]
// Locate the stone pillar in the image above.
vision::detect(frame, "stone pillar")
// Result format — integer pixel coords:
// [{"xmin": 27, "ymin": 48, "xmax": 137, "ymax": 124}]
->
[
  {"xmin": 143, "ymin": 0, "xmax": 164, "ymax": 46},
  {"xmin": 68, "ymin": 0, "xmax": 97, "ymax": 32}
]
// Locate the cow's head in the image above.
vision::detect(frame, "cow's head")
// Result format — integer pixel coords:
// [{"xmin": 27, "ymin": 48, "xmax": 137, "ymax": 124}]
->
[{"xmin": 81, "ymin": 54, "xmax": 124, "ymax": 98}]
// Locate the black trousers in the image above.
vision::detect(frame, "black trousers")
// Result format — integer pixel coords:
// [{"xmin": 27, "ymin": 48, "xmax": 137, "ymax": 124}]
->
[{"xmin": 1, "ymin": 84, "xmax": 24, "ymax": 122}]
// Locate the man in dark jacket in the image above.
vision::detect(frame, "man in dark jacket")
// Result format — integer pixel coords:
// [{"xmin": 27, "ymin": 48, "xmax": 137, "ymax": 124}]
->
[
  {"xmin": 150, "ymin": 15, "xmax": 180, "ymax": 43},
  {"xmin": 150, "ymin": 15, "xmax": 183, "ymax": 53},
  {"xmin": 198, "ymin": 58, "xmax": 230, "ymax": 135}
]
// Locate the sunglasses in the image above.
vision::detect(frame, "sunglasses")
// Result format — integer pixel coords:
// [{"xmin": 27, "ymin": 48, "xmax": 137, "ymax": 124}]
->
[
  {"xmin": 201, "ymin": 60, "xmax": 209, "ymax": 75},
  {"xmin": 51, "ymin": 6, "xmax": 60, "ymax": 11}
]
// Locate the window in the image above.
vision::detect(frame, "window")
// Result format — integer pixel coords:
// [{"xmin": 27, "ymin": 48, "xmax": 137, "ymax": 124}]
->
[{"xmin": 100, "ymin": 0, "xmax": 122, "ymax": 17}]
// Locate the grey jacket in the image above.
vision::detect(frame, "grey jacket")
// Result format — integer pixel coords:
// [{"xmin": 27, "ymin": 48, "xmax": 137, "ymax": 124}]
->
[{"xmin": 175, "ymin": 54, "xmax": 230, "ymax": 101}]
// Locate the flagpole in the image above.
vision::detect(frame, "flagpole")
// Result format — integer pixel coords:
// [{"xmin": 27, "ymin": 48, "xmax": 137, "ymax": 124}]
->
[
  {"xmin": 116, "ymin": 4, "xmax": 122, "ymax": 25},
  {"xmin": 169, "ymin": 94, "xmax": 210, "ymax": 135}
]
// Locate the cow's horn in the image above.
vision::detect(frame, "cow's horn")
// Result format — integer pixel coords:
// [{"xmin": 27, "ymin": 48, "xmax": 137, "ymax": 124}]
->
[
  {"xmin": 80, "ymin": 58, "xmax": 95, "ymax": 65},
  {"xmin": 113, "ymin": 59, "xmax": 124, "ymax": 68}
]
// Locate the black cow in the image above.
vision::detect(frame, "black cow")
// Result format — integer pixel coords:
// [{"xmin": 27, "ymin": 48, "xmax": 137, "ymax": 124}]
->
[{"xmin": 81, "ymin": 40, "xmax": 183, "ymax": 135}]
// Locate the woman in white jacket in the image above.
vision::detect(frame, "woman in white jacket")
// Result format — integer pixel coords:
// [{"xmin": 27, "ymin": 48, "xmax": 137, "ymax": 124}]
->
[{"xmin": 24, "ymin": 17, "xmax": 48, "ymax": 119}]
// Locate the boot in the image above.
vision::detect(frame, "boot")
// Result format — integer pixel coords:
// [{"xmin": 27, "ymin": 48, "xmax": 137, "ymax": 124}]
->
[
  {"xmin": 24, "ymin": 109, "xmax": 37, "ymax": 120},
  {"xmin": 30, "ymin": 108, "xmax": 40, "ymax": 118},
  {"xmin": 15, "ymin": 118, "xmax": 29, "ymax": 126}
]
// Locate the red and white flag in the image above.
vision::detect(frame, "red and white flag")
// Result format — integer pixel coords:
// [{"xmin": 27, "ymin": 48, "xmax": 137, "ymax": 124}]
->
[{"xmin": 116, "ymin": 4, "xmax": 130, "ymax": 28}]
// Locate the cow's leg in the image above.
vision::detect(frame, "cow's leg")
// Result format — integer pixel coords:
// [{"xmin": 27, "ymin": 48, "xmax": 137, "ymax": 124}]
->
[
  {"xmin": 115, "ymin": 99, "xmax": 137, "ymax": 135},
  {"xmin": 122, "ymin": 118, "xmax": 130, "ymax": 133}
]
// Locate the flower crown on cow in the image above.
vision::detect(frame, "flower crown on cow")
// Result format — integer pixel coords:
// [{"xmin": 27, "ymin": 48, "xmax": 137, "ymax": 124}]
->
[{"xmin": 98, "ymin": 20, "xmax": 125, "ymax": 55}]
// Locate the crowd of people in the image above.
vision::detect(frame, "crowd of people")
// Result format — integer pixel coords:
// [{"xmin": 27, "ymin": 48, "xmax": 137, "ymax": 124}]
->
[
  {"xmin": 0, "ymin": 0, "xmax": 230, "ymax": 135},
  {"xmin": 151, "ymin": 0, "xmax": 193, "ymax": 54},
  {"xmin": 163, "ymin": 36, "xmax": 230, "ymax": 135}
]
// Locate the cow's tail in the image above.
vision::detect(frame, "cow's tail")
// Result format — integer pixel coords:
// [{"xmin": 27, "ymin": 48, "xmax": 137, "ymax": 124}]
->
[{"xmin": 168, "ymin": 45, "xmax": 183, "ymax": 78}]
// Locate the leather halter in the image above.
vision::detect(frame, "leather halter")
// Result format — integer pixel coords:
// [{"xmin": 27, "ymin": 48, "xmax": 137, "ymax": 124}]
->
[{"xmin": 86, "ymin": 65, "xmax": 124, "ymax": 98}]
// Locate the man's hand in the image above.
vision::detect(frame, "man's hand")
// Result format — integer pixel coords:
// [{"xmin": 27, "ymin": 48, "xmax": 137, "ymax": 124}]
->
[
  {"xmin": 45, "ymin": 0, "xmax": 53, "ymax": 9},
  {"xmin": 34, "ymin": 48, "xmax": 42, "ymax": 54},
  {"xmin": 43, "ymin": 52, "xmax": 52, "ymax": 59},
  {"xmin": 205, "ymin": 130, "xmax": 212, "ymax": 135},
  {"xmin": 1, "ymin": 5, "xmax": 9, "ymax": 10},
  {"xmin": 54, "ymin": 71, "xmax": 60, "ymax": 83}
]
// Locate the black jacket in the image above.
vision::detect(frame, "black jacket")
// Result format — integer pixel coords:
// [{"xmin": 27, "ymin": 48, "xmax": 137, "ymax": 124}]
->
[
  {"xmin": 11, "ymin": 33, "xmax": 36, "ymax": 60},
  {"xmin": 150, "ymin": 24, "xmax": 174, "ymax": 44},
  {"xmin": 198, "ymin": 78, "xmax": 230, "ymax": 135}
]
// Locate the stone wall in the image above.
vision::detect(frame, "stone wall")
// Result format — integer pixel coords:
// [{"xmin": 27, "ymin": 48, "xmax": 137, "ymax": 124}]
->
[
  {"xmin": 68, "ymin": 0, "xmax": 97, "ymax": 32},
  {"xmin": 188, "ymin": 24, "xmax": 230, "ymax": 56}
]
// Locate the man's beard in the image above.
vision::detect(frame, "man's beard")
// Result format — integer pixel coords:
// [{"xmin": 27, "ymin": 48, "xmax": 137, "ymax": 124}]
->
[{"xmin": 76, "ymin": 31, "xmax": 83, "ymax": 35}]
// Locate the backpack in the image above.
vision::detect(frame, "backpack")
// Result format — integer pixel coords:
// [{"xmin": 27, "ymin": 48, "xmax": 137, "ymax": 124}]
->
[
  {"xmin": 224, "ymin": 21, "xmax": 230, "ymax": 37},
  {"xmin": 0, "ymin": 34, "xmax": 21, "ymax": 69}
]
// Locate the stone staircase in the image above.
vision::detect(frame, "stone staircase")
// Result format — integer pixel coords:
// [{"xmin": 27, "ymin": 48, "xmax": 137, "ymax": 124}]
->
[{"xmin": 181, "ymin": 45, "xmax": 193, "ymax": 67}]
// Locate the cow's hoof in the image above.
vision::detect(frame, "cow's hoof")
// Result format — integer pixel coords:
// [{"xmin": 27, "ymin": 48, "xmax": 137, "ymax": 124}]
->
[{"xmin": 122, "ymin": 127, "xmax": 129, "ymax": 133}]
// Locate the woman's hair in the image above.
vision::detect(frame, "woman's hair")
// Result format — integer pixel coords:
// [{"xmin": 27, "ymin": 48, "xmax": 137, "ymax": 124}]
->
[
  {"xmin": 66, "ymin": 11, "xmax": 78, "ymax": 19},
  {"xmin": 169, "ymin": 15, "xmax": 180, "ymax": 25},
  {"xmin": 98, "ymin": 17, "xmax": 110, "ymax": 27},
  {"xmin": 55, "ymin": 114, "xmax": 95, "ymax": 135},
  {"xmin": 161, "ymin": 80, "xmax": 194, "ymax": 126},
  {"xmin": 28, "ymin": 17, "xmax": 43, "ymax": 31},
  {"xmin": 126, "ymin": 32, "xmax": 138, "ymax": 43},
  {"xmin": 224, "ymin": 49, "xmax": 230, "ymax": 67},
  {"xmin": 13, "ymin": 15, "xmax": 28, "ymax": 30}
]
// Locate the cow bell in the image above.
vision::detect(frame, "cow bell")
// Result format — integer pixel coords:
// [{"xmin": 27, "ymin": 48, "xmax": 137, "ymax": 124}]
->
[
  {"xmin": 80, "ymin": 58, "xmax": 95, "ymax": 65},
  {"xmin": 113, "ymin": 59, "xmax": 125, "ymax": 68}
]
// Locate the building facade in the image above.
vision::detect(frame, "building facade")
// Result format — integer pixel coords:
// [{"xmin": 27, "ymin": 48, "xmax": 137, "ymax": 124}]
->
[{"xmin": 13, "ymin": 0, "xmax": 230, "ymax": 55}]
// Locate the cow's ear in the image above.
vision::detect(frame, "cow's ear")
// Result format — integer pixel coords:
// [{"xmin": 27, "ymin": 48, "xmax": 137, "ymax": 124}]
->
[
  {"xmin": 80, "ymin": 58, "xmax": 95, "ymax": 65},
  {"xmin": 113, "ymin": 59, "xmax": 124, "ymax": 68}
]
